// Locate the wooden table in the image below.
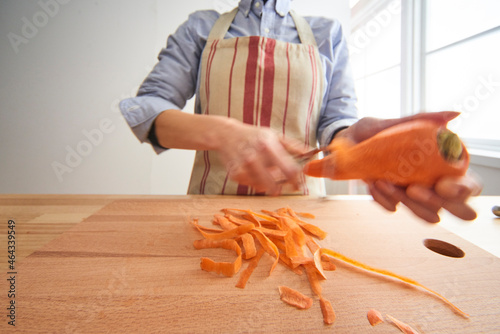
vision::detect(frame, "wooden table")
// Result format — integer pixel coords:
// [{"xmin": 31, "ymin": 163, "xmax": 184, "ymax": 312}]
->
[{"xmin": 1, "ymin": 195, "xmax": 499, "ymax": 333}]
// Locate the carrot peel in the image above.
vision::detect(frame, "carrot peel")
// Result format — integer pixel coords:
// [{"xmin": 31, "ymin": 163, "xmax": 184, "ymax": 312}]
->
[
  {"xmin": 320, "ymin": 248, "xmax": 469, "ymax": 318},
  {"xmin": 386, "ymin": 314, "xmax": 421, "ymax": 334},
  {"xmin": 319, "ymin": 297, "xmax": 336, "ymax": 325},
  {"xmin": 367, "ymin": 308, "xmax": 384, "ymax": 326},
  {"xmin": 278, "ymin": 286, "xmax": 313, "ymax": 310},
  {"xmin": 193, "ymin": 239, "xmax": 242, "ymax": 277}
]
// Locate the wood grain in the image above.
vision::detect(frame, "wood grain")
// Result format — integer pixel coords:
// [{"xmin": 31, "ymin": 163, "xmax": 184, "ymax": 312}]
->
[{"xmin": 2, "ymin": 196, "xmax": 500, "ymax": 333}]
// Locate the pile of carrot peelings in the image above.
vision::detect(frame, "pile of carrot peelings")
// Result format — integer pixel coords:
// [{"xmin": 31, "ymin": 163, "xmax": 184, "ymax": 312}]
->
[{"xmin": 191, "ymin": 206, "xmax": 468, "ymax": 327}]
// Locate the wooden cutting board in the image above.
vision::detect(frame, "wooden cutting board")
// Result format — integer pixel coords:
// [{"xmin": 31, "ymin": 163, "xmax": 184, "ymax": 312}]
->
[{"xmin": 10, "ymin": 196, "xmax": 500, "ymax": 333}]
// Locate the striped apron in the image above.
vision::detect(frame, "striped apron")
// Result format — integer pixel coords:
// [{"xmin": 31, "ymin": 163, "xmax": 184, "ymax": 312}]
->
[{"xmin": 188, "ymin": 7, "xmax": 325, "ymax": 196}]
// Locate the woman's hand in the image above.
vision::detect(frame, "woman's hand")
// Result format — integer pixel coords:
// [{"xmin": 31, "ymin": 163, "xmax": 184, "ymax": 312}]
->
[
  {"xmin": 216, "ymin": 119, "xmax": 307, "ymax": 195},
  {"xmin": 338, "ymin": 112, "xmax": 483, "ymax": 223}
]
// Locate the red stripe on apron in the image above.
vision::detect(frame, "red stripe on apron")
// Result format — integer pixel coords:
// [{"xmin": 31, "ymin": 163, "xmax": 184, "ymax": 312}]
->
[
  {"xmin": 200, "ymin": 40, "xmax": 219, "ymax": 194},
  {"xmin": 260, "ymin": 38, "xmax": 276, "ymax": 128},
  {"xmin": 282, "ymin": 43, "xmax": 291, "ymax": 136},
  {"xmin": 242, "ymin": 36, "xmax": 260, "ymax": 125},
  {"xmin": 238, "ymin": 36, "xmax": 261, "ymax": 195}
]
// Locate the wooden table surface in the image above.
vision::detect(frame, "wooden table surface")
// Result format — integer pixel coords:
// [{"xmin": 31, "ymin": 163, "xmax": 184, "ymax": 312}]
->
[{"xmin": 1, "ymin": 194, "xmax": 499, "ymax": 333}]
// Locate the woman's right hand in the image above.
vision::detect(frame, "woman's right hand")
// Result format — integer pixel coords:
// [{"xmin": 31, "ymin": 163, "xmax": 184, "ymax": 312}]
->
[{"xmin": 216, "ymin": 119, "xmax": 307, "ymax": 195}]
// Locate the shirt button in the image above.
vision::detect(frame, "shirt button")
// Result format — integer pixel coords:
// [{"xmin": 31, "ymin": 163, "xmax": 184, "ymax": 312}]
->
[
  {"xmin": 264, "ymin": 28, "xmax": 270, "ymax": 34},
  {"xmin": 255, "ymin": 2, "xmax": 260, "ymax": 7}
]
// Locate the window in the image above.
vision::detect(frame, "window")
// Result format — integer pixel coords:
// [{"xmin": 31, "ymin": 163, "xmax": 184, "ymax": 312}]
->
[
  {"xmin": 343, "ymin": 0, "xmax": 500, "ymax": 195},
  {"xmin": 424, "ymin": 0, "xmax": 500, "ymax": 146},
  {"xmin": 350, "ymin": 0, "xmax": 500, "ymax": 148},
  {"xmin": 349, "ymin": 0, "xmax": 401, "ymax": 119}
]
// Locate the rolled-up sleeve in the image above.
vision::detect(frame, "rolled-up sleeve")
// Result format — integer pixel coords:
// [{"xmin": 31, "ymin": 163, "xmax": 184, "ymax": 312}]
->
[
  {"xmin": 119, "ymin": 11, "xmax": 219, "ymax": 153},
  {"xmin": 312, "ymin": 18, "xmax": 358, "ymax": 147}
]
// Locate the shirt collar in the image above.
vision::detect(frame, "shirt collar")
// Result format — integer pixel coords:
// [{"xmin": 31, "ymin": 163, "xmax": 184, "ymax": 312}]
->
[{"xmin": 238, "ymin": 0, "xmax": 292, "ymax": 18}]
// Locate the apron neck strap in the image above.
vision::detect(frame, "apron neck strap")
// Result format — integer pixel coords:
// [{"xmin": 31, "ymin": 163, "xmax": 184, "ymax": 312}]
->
[
  {"xmin": 207, "ymin": 7, "xmax": 318, "ymax": 47},
  {"xmin": 207, "ymin": 8, "xmax": 239, "ymax": 43},
  {"xmin": 289, "ymin": 10, "xmax": 318, "ymax": 47}
]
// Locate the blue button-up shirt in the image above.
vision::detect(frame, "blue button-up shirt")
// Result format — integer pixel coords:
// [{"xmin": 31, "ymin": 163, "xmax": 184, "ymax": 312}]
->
[{"xmin": 120, "ymin": 0, "xmax": 358, "ymax": 153}]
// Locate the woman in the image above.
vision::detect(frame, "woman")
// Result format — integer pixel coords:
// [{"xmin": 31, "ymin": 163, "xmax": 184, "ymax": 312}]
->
[{"xmin": 120, "ymin": 0, "xmax": 481, "ymax": 222}]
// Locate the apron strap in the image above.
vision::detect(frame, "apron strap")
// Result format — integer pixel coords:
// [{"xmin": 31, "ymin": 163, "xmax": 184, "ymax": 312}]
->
[
  {"xmin": 207, "ymin": 8, "xmax": 318, "ymax": 47},
  {"xmin": 207, "ymin": 7, "xmax": 239, "ymax": 42},
  {"xmin": 289, "ymin": 10, "xmax": 318, "ymax": 47}
]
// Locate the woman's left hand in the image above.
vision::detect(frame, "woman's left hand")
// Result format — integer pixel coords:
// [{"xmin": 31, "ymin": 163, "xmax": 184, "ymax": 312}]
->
[{"xmin": 337, "ymin": 112, "xmax": 483, "ymax": 223}]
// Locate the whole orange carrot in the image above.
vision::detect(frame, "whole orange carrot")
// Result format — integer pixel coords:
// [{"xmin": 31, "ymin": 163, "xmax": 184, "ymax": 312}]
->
[{"xmin": 304, "ymin": 114, "xmax": 469, "ymax": 186}]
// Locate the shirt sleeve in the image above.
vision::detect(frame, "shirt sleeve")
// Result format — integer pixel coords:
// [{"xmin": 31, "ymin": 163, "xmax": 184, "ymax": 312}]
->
[
  {"xmin": 119, "ymin": 10, "xmax": 219, "ymax": 154},
  {"xmin": 311, "ymin": 17, "xmax": 359, "ymax": 148}
]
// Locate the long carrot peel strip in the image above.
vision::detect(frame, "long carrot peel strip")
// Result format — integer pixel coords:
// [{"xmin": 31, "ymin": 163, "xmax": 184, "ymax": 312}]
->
[
  {"xmin": 193, "ymin": 239, "xmax": 242, "ymax": 277},
  {"xmin": 285, "ymin": 207, "xmax": 327, "ymax": 240},
  {"xmin": 279, "ymin": 216, "xmax": 306, "ymax": 246},
  {"xmin": 367, "ymin": 308, "xmax": 384, "ymax": 326},
  {"xmin": 320, "ymin": 248, "xmax": 469, "ymax": 318},
  {"xmin": 193, "ymin": 222, "xmax": 255, "ymax": 240},
  {"xmin": 250, "ymin": 229, "xmax": 279, "ymax": 275},
  {"xmin": 319, "ymin": 297, "xmax": 336, "ymax": 325},
  {"xmin": 386, "ymin": 314, "xmax": 421, "ymax": 334},
  {"xmin": 278, "ymin": 286, "xmax": 313, "ymax": 310},
  {"xmin": 235, "ymin": 248, "xmax": 266, "ymax": 289},
  {"xmin": 304, "ymin": 263, "xmax": 322, "ymax": 297}
]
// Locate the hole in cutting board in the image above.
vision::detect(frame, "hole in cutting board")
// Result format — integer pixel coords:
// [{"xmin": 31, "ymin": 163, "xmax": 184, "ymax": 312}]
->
[{"xmin": 423, "ymin": 238, "xmax": 465, "ymax": 258}]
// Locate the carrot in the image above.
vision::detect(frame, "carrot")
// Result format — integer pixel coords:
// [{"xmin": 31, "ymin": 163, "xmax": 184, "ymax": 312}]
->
[
  {"xmin": 239, "ymin": 233, "xmax": 257, "ymax": 260},
  {"xmin": 285, "ymin": 207, "xmax": 327, "ymax": 240},
  {"xmin": 250, "ymin": 229, "xmax": 279, "ymax": 275},
  {"xmin": 236, "ymin": 248, "xmax": 265, "ymax": 289},
  {"xmin": 255, "ymin": 226, "xmax": 288, "ymax": 239},
  {"xmin": 312, "ymin": 249, "xmax": 327, "ymax": 280},
  {"xmin": 279, "ymin": 216, "xmax": 306, "ymax": 246},
  {"xmin": 284, "ymin": 232, "xmax": 299, "ymax": 258},
  {"xmin": 320, "ymin": 254, "xmax": 337, "ymax": 271},
  {"xmin": 320, "ymin": 248, "xmax": 469, "ymax": 318},
  {"xmin": 367, "ymin": 308, "xmax": 384, "ymax": 326},
  {"xmin": 193, "ymin": 221, "xmax": 255, "ymax": 240},
  {"xmin": 304, "ymin": 113, "xmax": 469, "ymax": 186},
  {"xmin": 214, "ymin": 214, "xmax": 238, "ymax": 230},
  {"xmin": 278, "ymin": 286, "xmax": 313, "ymax": 310},
  {"xmin": 386, "ymin": 314, "xmax": 421, "ymax": 334},
  {"xmin": 193, "ymin": 239, "xmax": 242, "ymax": 277},
  {"xmin": 319, "ymin": 297, "xmax": 336, "ymax": 325},
  {"xmin": 304, "ymin": 263, "xmax": 322, "ymax": 297},
  {"xmin": 297, "ymin": 211, "xmax": 316, "ymax": 219},
  {"xmin": 278, "ymin": 254, "xmax": 304, "ymax": 275}
]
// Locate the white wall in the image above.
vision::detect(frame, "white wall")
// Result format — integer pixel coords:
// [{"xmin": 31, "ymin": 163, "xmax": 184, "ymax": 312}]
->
[{"xmin": 0, "ymin": 0, "xmax": 351, "ymax": 195}]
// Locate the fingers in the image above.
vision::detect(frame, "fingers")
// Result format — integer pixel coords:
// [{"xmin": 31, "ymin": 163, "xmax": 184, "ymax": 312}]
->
[
  {"xmin": 371, "ymin": 177, "xmax": 480, "ymax": 223},
  {"xmin": 224, "ymin": 129, "xmax": 303, "ymax": 194},
  {"xmin": 366, "ymin": 181, "xmax": 398, "ymax": 212},
  {"xmin": 373, "ymin": 180, "xmax": 441, "ymax": 223},
  {"xmin": 344, "ymin": 112, "xmax": 461, "ymax": 145},
  {"xmin": 434, "ymin": 174, "xmax": 483, "ymax": 200}
]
